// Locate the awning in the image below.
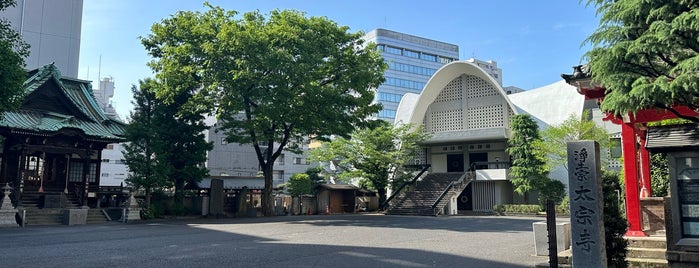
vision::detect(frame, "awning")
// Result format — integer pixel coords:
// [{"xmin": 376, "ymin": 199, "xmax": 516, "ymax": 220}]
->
[{"xmin": 646, "ymin": 124, "xmax": 699, "ymax": 152}]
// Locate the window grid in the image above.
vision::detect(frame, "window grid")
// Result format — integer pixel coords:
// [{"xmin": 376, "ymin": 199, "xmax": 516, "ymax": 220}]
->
[
  {"xmin": 434, "ymin": 76, "xmax": 463, "ymax": 103},
  {"xmin": 430, "ymin": 110, "xmax": 463, "ymax": 132}
]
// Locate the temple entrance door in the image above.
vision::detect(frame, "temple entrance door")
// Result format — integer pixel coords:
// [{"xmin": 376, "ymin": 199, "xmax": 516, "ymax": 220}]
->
[
  {"xmin": 469, "ymin": 152, "xmax": 488, "ymax": 170},
  {"xmin": 447, "ymin": 154, "xmax": 464, "ymax": 172},
  {"xmin": 457, "ymin": 183, "xmax": 473, "ymax": 210}
]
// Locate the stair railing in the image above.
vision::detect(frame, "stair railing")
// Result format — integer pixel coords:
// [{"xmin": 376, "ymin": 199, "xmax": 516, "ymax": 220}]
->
[
  {"xmin": 431, "ymin": 172, "xmax": 477, "ymax": 215},
  {"xmin": 431, "ymin": 181, "xmax": 454, "ymax": 215},
  {"xmin": 380, "ymin": 164, "xmax": 431, "ymax": 211}
]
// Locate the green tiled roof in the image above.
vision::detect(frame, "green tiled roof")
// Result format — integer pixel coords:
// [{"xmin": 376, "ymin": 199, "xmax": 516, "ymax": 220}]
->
[{"xmin": 1, "ymin": 64, "xmax": 126, "ymax": 142}]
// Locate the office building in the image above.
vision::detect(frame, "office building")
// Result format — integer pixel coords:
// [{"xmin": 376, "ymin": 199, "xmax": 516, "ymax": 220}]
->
[
  {"xmin": 362, "ymin": 29, "xmax": 459, "ymax": 123},
  {"xmin": 0, "ymin": 0, "xmax": 83, "ymax": 78}
]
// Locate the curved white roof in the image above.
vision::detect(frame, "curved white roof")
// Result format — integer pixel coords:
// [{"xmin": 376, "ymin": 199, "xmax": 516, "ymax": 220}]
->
[
  {"xmin": 508, "ymin": 80, "xmax": 585, "ymax": 129},
  {"xmin": 402, "ymin": 61, "xmax": 519, "ymax": 125}
]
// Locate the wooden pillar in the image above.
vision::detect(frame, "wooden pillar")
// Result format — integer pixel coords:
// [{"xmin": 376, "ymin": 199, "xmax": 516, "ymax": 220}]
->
[
  {"xmin": 621, "ymin": 123, "xmax": 646, "ymax": 236},
  {"xmin": 639, "ymin": 132, "xmax": 652, "ymax": 197},
  {"xmin": 82, "ymin": 152, "xmax": 90, "ymax": 208}
]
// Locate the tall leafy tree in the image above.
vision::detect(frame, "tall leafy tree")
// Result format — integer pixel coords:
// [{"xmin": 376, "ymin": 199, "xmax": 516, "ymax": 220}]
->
[
  {"xmin": 123, "ymin": 78, "xmax": 212, "ymax": 209},
  {"xmin": 585, "ymin": 0, "xmax": 699, "ymax": 121},
  {"xmin": 535, "ymin": 111, "xmax": 610, "ymax": 171},
  {"xmin": 123, "ymin": 79, "xmax": 170, "ymax": 208},
  {"xmin": 310, "ymin": 121, "xmax": 430, "ymax": 204},
  {"xmin": 0, "ymin": 0, "xmax": 29, "ymax": 117},
  {"xmin": 506, "ymin": 114, "xmax": 548, "ymax": 202},
  {"xmin": 141, "ymin": 5, "xmax": 386, "ymax": 216}
]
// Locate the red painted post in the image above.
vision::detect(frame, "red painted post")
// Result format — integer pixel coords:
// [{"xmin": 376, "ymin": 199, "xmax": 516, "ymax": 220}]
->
[{"xmin": 621, "ymin": 123, "xmax": 646, "ymax": 237}]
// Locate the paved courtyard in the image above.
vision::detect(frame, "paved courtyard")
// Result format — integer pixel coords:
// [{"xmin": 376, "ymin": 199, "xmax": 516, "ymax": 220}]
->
[{"xmin": 1, "ymin": 214, "xmax": 556, "ymax": 267}]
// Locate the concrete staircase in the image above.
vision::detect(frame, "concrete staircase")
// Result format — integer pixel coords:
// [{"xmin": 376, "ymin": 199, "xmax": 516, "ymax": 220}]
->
[
  {"xmin": 385, "ymin": 172, "xmax": 474, "ymax": 216},
  {"xmin": 555, "ymin": 236, "xmax": 668, "ymax": 268},
  {"xmin": 627, "ymin": 236, "xmax": 668, "ymax": 268},
  {"xmin": 18, "ymin": 192, "xmax": 111, "ymax": 226}
]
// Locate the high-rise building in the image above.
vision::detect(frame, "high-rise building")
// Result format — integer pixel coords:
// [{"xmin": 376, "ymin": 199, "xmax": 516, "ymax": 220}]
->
[
  {"xmin": 0, "ymin": 0, "xmax": 83, "ymax": 78},
  {"xmin": 362, "ymin": 29, "xmax": 459, "ymax": 123},
  {"xmin": 92, "ymin": 77, "xmax": 129, "ymax": 187},
  {"xmin": 466, "ymin": 58, "xmax": 503, "ymax": 86}
]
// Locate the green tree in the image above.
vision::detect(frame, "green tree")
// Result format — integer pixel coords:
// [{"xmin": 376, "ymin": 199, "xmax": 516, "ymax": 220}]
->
[
  {"xmin": 507, "ymin": 114, "xmax": 548, "ymax": 203},
  {"xmin": 141, "ymin": 5, "xmax": 386, "ymax": 216},
  {"xmin": 123, "ymin": 78, "xmax": 212, "ymax": 210},
  {"xmin": 287, "ymin": 173, "xmax": 313, "ymax": 196},
  {"xmin": 601, "ymin": 170, "xmax": 629, "ymax": 268},
  {"xmin": 123, "ymin": 79, "xmax": 171, "ymax": 209},
  {"xmin": 286, "ymin": 167, "xmax": 324, "ymax": 196},
  {"xmin": 310, "ymin": 121, "xmax": 430, "ymax": 204},
  {"xmin": 585, "ymin": 0, "xmax": 699, "ymax": 122},
  {"xmin": 0, "ymin": 0, "xmax": 30, "ymax": 117},
  {"xmin": 536, "ymin": 111, "xmax": 610, "ymax": 171}
]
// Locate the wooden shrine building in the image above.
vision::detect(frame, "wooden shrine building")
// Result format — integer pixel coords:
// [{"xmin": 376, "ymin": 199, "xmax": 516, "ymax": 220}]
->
[{"xmin": 0, "ymin": 64, "xmax": 126, "ymax": 210}]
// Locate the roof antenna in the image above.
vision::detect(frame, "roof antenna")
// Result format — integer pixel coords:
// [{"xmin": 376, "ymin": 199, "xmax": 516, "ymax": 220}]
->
[{"xmin": 98, "ymin": 54, "xmax": 102, "ymax": 88}]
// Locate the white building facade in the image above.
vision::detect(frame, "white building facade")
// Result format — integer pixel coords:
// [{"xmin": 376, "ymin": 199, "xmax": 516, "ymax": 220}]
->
[
  {"xmin": 395, "ymin": 61, "xmax": 599, "ymax": 212},
  {"xmin": 92, "ymin": 77, "xmax": 129, "ymax": 186},
  {"xmin": 204, "ymin": 115, "xmax": 315, "ymax": 187},
  {"xmin": 0, "ymin": 0, "xmax": 83, "ymax": 78}
]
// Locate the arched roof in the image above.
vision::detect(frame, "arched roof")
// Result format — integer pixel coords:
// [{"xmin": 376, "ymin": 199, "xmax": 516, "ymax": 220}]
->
[{"xmin": 402, "ymin": 61, "xmax": 519, "ymax": 125}]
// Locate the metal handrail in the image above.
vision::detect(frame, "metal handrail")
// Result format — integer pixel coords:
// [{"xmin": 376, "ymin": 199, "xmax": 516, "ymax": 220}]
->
[
  {"xmin": 470, "ymin": 161, "xmax": 510, "ymax": 170},
  {"xmin": 431, "ymin": 181, "xmax": 454, "ymax": 210},
  {"xmin": 380, "ymin": 164, "xmax": 430, "ymax": 210}
]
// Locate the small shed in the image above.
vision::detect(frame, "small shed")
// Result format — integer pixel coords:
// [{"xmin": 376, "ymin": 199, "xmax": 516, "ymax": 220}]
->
[
  {"xmin": 316, "ymin": 184, "xmax": 358, "ymax": 214},
  {"xmin": 645, "ymin": 124, "xmax": 699, "ymax": 267}
]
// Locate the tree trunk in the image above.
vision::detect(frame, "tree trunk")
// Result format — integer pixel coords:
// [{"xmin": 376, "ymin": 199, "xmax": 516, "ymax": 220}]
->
[
  {"xmin": 174, "ymin": 178, "xmax": 184, "ymax": 206},
  {"xmin": 377, "ymin": 187, "xmax": 387, "ymax": 206},
  {"xmin": 262, "ymin": 164, "xmax": 275, "ymax": 216},
  {"xmin": 145, "ymin": 189, "xmax": 152, "ymax": 209}
]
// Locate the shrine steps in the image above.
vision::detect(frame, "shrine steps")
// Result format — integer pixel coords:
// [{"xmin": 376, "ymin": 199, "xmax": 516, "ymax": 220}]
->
[{"xmin": 627, "ymin": 236, "xmax": 667, "ymax": 268}]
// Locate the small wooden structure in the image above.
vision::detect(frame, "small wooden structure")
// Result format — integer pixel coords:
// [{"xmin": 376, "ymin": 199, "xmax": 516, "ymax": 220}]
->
[
  {"xmin": 0, "ymin": 64, "xmax": 126, "ymax": 208},
  {"xmin": 316, "ymin": 184, "xmax": 358, "ymax": 213}
]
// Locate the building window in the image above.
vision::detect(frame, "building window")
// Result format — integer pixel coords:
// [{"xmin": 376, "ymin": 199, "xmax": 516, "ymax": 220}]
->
[
  {"xmin": 69, "ymin": 162, "xmax": 83, "ymax": 182},
  {"xmin": 384, "ymin": 46, "xmax": 402, "ymax": 55},
  {"xmin": 221, "ymin": 137, "xmax": 227, "ymax": 145},
  {"xmin": 421, "ymin": 53, "xmax": 437, "ymax": 62},
  {"xmin": 378, "ymin": 92, "xmax": 403, "ymax": 103},
  {"xmin": 384, "ymin": 77, "xmax": 426, "ymax": 91},
  {"xmin": 378, "ymin": 109, "xmax": 397, "ymax": 119},
  {"xmin": 106, "ymin": 144, "xmax": 114, "ymax": 150},
  {"xmin": 610, "ymin": 138, "xmax": 622, "ymax": 158},
  {"xmin": 102, "ymin": 159, "xmax": 110, "ymax": 163},
  {"xmin": 440, "ymin": 57, "xmax": 455, "ymax": 64},
  {"xmin": 277, "ymin": 154, "xmax": 285, "ymax": 165},
  {"xmin": 102, "ymin": 173, "xmax": 109, "ymax": 177},
  {"xmin": 388, "ymin": 62, "xmax": 436, "ymax": 76},
  {"xmin": 403, "ymin": 49, "xmax": 419, "ymax": 58}
]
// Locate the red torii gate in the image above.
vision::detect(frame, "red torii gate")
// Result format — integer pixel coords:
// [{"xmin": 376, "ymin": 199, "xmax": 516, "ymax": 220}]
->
[{"xmin": 563, "ymin": 65, "xmax": 698, "ymax": 237}]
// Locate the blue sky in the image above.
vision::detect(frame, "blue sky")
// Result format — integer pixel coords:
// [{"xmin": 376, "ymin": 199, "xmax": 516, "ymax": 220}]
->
[{"xmin": 78, "ymin": 0, "xmax": 599, "ymax": 118}]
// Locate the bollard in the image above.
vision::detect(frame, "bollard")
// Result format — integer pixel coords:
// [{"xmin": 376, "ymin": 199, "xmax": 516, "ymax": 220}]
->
[{"xmin": 546, "ymin": 199, "xmax": 558, "ymax": 268}]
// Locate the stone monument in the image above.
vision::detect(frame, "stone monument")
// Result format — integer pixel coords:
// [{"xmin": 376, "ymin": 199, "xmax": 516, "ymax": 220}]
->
[
  {"xmin": 125, "ymin": 192, "xmax": 141, "ymax": 222},
  {"xmin": 209, "ymin": 179, "xmax": 224, "ymax": 217},
  {"xmin": 0, "ymin": 183, "xmax": 18, "ymax": 227},
  {"xmin": 567, "ymin": 141, "xmax": 607, "ymax": 267}
]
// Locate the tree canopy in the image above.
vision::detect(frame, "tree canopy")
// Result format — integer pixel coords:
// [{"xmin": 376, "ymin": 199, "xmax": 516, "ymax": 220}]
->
[
  {"xmin": 310, "ymin": 121, "xmax": 430, "ymax": 204},
  {"xmin": 123, "ymin": 79, "xmax": 171, "ymax": 208},
  {"xmin": 0, "ymin": 0, "xmax": 29, "ymax": 117},
  {"xmin": 506, "ymin": 114, "xmax": 549, "ymax": 200},
  {"xmin": 141, "ymin": 4, "xmax": 386, "ymax": 216},
  {"xmin": 535, "ymin": 111, "xmax": 610, "ymax": 171},
  {"xmin": 123, "ymin": 78, "xmax": 212, "ymax": 209},
  {"xmin": 585, "ymin": 0, "xmax": 699, "ymax": 121}
]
